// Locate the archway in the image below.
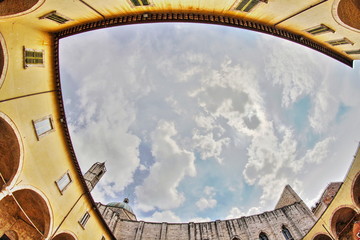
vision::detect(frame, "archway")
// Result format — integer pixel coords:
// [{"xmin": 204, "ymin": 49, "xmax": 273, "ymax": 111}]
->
[
  {"xmin": 0, "ymin": 189, "xmax": 51, "ymax": 239},
  {"xmin": 0, "ymin": 115, "xmax": 21, "ymax": 190},
  {"xmin": 52, "ymin": 232, "xmax": 77, "ymax": 240},
  {"xmin": 0, "ymin": 32, "xmax": 7, "ymax": 89},
  {"xmin": 0, "ymin": 0, "xmax": 42, "ymax": 17},
  {"xmin": 331, "ymin": 206, "xmax": 359, "ymax": 239},
  {"xmin": 337, "ymin": 0, "xmax": 360, "ymax": 31},
  {"xmin": 353, "ymin": 172, "xmax": 360, "ymax": 207},
  {"xmin": 312, "ymin": 233, "xmax": 332, "ymax": 240}
]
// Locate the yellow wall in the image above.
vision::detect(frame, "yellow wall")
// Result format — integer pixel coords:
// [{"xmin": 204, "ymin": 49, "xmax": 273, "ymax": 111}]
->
[
  {"xmin": 303, "ymin": 146, "xmax": 360, "ymax": 240},
  {"xmin": 0, "ymin": 0, "xmax": 359, "ymax": 239}
]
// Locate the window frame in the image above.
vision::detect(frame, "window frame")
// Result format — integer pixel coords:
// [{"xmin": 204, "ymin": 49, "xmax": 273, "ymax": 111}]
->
[
  {"xmin": 305, "ymin": 24, "xmax": 335, "ymax": 35},
  {"xmin": 32, "ymin": 115, "xmax": 55, "ymax": 140},
  {"xmin": 39, "ymin": 11, "xmax": 72, "ymax": 24},
  {"xmin": 232, "ymin": 0, "xmax": 268, "ymax": 13},
  {"xmin": 79, "ymin": 211, "xmax": 90, "ymax": 229},
  {"xmin": 281, "ymin": 226, "xmax": 294, "ymax": 240},
  {"xmin": 326, "ymin": 38, "xmax": 353, "ymax": 46},
  {"xmin": 128, "ymin": 0, "xmax": 151, "ymax": 7},
  {"xmin": 23, "ymin": 47, "xmax": 45, "ymax": 68},
  {"xmin": 55, "ymin": 171, "xmax": 72, "ymax": 194},
  {"xmin": 345, "ymin": 49, "xmax": 360, "ymax": 55}
]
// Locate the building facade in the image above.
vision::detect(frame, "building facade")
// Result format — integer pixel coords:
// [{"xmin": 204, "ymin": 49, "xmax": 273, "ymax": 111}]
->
[
  {"xmin": 99, "ymin": 185, "xmax": 317, "ymax": 240},
  {"xmin": 0, "ymin": 0, "xmax": 359, "ymax": 239}
]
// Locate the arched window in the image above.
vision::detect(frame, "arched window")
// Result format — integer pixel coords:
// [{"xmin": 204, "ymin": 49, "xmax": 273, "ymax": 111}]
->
[
  {"xmin": 282, "ymin": 226, "xmax": 294, "ymax": 240},
  {"xmin": 259, "ymin": 232, "xmax": 269, "ymax": 240}
]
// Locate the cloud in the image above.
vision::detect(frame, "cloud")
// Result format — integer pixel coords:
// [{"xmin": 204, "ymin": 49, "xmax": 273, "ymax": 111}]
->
[
  {"xmin": 226, "ymin": 207, "xmax": 244, "ymax": 219},
  {"xmin": 188, "ymin": 217, "xmax": 211, "ymax": 223},
  {"xmin": 142, "ymin": 210, "xmax": 181, "ymax": 223},
  {"xmin": 135, "ymin": 121, "xmax": 196, "ymax": 211}
]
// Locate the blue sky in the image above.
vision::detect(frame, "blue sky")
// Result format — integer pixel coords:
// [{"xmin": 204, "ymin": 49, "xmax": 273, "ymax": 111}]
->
[{"xmin": 59, "ymin": 22, "xmax": 360, "ymax": 222}]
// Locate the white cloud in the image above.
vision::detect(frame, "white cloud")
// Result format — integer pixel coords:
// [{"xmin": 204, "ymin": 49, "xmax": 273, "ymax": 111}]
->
[
  {"xmin": 195, "ymin": 186, "xmax": 217, "ymax": 211},
  {"xmin": 141, "ymin": 210, "xmax": 181, "ymax": 223},
  {"xmin": 135, "ymin": 121, "xmax": 196, "ymax": 211},
  {"xmin": 188, "ymin": 217, "xmax": 211, "ymax": 222},
  {"xmin": 226, "ymin": 207, "xmax": 244, "ymax": 219},
  {"xmin": 196, "ymin": 198, "xmax": 217, "ymax": 211}
]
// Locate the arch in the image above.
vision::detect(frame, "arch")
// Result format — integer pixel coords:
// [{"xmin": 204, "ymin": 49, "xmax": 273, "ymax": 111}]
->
[
  {"xmin": 52, "ymin": 231, "xmax": 78, "ymax": 240},
  {"xmin": 0, "ymin": 32, "xmax": 8, "ymax": 89},
  {"xmin": 337, "ymin": 0, "xmax": 360, "ymax": 31},
  {"xmin": 281, "ymin": 225, "xmax": 294, "ymax": 240},
  {"xmin": 259, "ymin": 232, "xmax": 269, "ymax": 240},
  {"xmin": 0, "ymin": 0, "xmax": 44, "ymax": 18},
  {"xmin": 330, "ymin": 206, "xmax": 359, "ymax": 239},
  {"xmin": 332, "ymin": 0, "xmax": 360, "ymax": 33},
  {"xmin": 312, "ymin": 233, "xmax": 332, "ymax": 240},
  {"xmin": 0, "ymin": 112, "xmax": 23, "ymax": 191},
  {"xmin": 352, "ymin": 171, "xmax": 360, "ymax": 207},
  {"xmin": 0, "ymin": 188, "xmax": 52, "ymax": 239}
]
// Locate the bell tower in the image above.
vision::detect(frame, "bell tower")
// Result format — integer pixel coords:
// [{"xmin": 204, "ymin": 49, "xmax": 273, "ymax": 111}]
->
[{"xmin": 83, "ymin": 162, "xmax": 106, "ymax": 192}]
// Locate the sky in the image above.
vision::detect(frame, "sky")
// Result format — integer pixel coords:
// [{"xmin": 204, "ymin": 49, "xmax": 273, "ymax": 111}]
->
[{"xmin": 59, "ymin": 22, "xmax": 360, "ymax": 223}]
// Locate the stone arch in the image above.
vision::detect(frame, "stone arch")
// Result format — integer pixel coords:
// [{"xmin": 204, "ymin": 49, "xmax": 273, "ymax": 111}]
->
[
  {"xmin": 0, "ymin": 32, "xmax": 8, "ymax": 89},
  {"xmin": 281, "ymin": 225, "xmax": 294, "ymax": 240},
  {"xmin": 0, "ymin": 188, "xmax": 52, "ymax": 239},
  {"xmin": 259, "ymin": 232, "xmax": 269, "ymax": 240},
  {"xmin": 352, "ymin": 171, "xmax": 360, "ymax": 208},
  {"xmin": 312, "ymin": 233, "xmax": 332, "ymax": 240},
  {"xmin": 0, "ymin": 112, "xmax": 23, "ymax": 191},
  {"xmin": 0, "ymin": 0, "xmax": 44, "ymax": 18},
  {"xmin": 330, "ymin": 206, "xmax": 359, "ymax": 239},
  {"xmin": 52, "ymin": 231, "xmax": 78, "ymax": 240}
]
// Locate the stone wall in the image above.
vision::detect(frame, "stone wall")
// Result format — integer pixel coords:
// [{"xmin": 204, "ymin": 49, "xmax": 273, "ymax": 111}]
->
[{"xmin": 113, "ymin": 202, "xmax": 315, "ymax": 240}]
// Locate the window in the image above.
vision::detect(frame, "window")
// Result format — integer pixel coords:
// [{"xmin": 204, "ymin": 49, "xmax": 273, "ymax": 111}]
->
[
  {"xmin": 39, "ymin": 11, "xmax": 71, "ymax": 24},
  {"xmin": 23, "ymin": 47, "xmax": 44, "ymax": 68},
  {"xmin": 55, "ymin": 171, "xmax": 72, "ymax": 194},
  {"xmin": 327, "ymin": 38, "xmax": 353, "ymax": 46},
  {"xmin": 281, "ymin": 226, "xmax": 294, "ymax": 240},
  {"xmin": 32, "ymin": 115, "xmax": 54, "ymax": 139},
  {"xmin": 259, "ymin": 232, "xmax": 269, "ymax": 240},
  {"xmin": 305, "ymin": 24, "xmax": 335, "ymax": 35},
  {"xmin": 345, "ymin": 49, "xmax": 360, "ymax": 55},
  {"xmin": 79, "ymin": 212, "xmax": 90, "ymax": 228},
  {"xmin": 129, "ymin": 0, "xmax": 150, "ymax": 7},
  {"xmin": 234, "ymin": 0, "xmax": 267, "ymax": 12}
]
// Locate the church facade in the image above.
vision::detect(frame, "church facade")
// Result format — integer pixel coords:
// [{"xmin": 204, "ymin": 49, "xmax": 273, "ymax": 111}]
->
[{"xmin": 0, "ymin": 0, "xmax": 359, "ymax": 239}]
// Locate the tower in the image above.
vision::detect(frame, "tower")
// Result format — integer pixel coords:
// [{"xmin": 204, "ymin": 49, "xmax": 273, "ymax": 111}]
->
[{"xmin": 83, "ymin": 162, "xmax": 106, "ymax": 192}]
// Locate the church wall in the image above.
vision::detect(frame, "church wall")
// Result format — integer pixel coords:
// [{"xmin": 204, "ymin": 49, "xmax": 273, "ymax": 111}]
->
[{"xmin": 114, "ymin": 202, "xmax": 315, "ymax": 240}]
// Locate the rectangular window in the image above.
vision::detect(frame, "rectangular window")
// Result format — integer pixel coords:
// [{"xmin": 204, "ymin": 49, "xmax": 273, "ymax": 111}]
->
[
  {"xmin": 32, "ymin": 115, "xmax": 54, "ymax": 140},
  {"xmin": 327, "ymin": 38, "xmax": 353, "ymax": 46},
  {"xmin": 23, "ymin": 47, "xmax": 44, "ymax": 68},
  {"xmin": 305, "ymin": 24, "xmax": 335, "ymax": 35},
  {"xmin": 130, "ymin": 0, "xmax": 150, "ymax": 6},
  {"xmin": 55, "ymin": 171, "xmax": 72, "ymax": 194},
  {"xmin": 345, "ymin": 49, "xmax": 360, "ymax": 55},
  {"xmin": 235, "ymin": 0, "xmax": 267, "ymax": 12},
  {"xmin": 79, "ymin": 212, "xmax": 90, "ymax": 228},
  {"xmin": 40, "ymin": 11, "xmax": 71, "ymax": 24}
]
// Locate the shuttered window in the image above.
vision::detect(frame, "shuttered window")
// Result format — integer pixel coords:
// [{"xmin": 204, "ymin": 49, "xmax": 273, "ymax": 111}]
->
[{"xmin": 24, "ymin": 47, "xmax": 44, "ymax": 68}]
